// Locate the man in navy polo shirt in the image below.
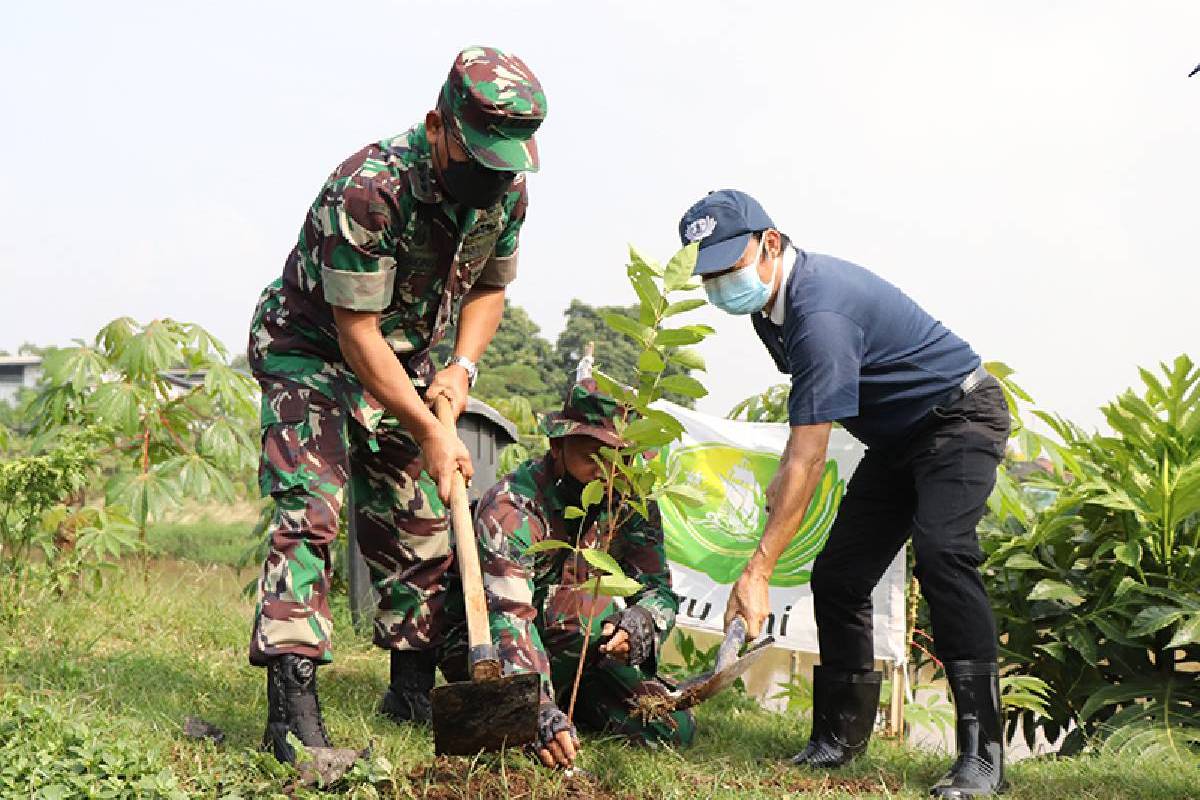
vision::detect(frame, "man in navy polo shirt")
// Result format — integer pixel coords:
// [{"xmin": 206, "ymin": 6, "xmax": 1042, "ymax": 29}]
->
[{"xmin": 678, "ymin": 190, "xmax": 1010, "ymax": 798}]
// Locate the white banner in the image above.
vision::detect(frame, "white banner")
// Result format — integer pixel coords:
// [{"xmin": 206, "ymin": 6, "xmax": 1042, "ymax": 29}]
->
[{"xmin": 655, "ymin": 402, "xmax": 907, "ymax": 664}]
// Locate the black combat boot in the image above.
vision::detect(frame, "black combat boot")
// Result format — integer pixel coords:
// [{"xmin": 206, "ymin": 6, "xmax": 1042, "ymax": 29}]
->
[
  {"xmin": 378, "ymin": 649, "xmax": 436, "ymax": 725},
  {"xmin": 930, "ymin": 661, "xmax": 1007, "ymax": 797},
  {"xmin": 262, "ymin": 654, "xmax": 333, "ymax": 764},
  {"xmin": 791, "ymin": 666, "xmax": 882, "ymax": 767}
]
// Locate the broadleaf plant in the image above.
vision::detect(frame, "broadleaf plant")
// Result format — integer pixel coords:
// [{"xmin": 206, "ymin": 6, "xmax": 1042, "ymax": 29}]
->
[
  {"xmin": 560, "ymin": 242, "xmax": 714, "ymax": 722},
  {"xmin": 982, "ymin": 355, "xmax": 1200, "ymax": 760},
  {"xmin": 28, "ymin": 318, "xmax": 258, "ymax": 564}
]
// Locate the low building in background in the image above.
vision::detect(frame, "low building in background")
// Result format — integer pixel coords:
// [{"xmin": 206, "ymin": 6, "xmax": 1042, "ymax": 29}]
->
[{"xmin": 0, "ymin": 356, "xmax": 43, "ymax": 405}]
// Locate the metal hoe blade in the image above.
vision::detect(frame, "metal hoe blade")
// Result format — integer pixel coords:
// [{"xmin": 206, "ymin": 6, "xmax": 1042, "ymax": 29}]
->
[
  {"xmin": 668, "ymin": 626, "xmax": 776, "ymax": 711},
  {"xmin": 431, "ymin": 672, "xmax": 541, "ymax": 756}
]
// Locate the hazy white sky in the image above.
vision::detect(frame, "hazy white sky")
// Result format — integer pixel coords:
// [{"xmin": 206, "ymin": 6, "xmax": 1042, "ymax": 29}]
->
[{"xmin": 2, "ymin": 1, "xmax": 1197, "ymax": 430}]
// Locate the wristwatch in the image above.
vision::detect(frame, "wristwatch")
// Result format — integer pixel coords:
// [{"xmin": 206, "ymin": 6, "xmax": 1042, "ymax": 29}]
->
[{"xmin": 445, "ymin": 354, "xmax": 478, "ymax": 387}]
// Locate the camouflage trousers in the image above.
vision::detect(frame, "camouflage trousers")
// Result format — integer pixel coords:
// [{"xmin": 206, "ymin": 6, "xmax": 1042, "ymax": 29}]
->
[
  {"xmin": 440, "ymin": 589, "xmax": 696, "ymax": 748},
  {"xmin": 248, "ymin": 382, "xmax": 450, "ymax": 666}
]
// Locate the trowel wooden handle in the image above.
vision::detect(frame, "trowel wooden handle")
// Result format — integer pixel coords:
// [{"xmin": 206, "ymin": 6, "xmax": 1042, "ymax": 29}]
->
[{"xmin": 433, "ymin": 396, "xmax": 501, "ymax": 681}]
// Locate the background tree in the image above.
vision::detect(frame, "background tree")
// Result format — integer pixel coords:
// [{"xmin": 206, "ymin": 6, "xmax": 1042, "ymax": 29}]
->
[
  {"xmin": 555, "ymin": 300, "xmax": 700, "ymax": 409},
  {"xmin": 434, "ymin": 300, "xmax": 560, "ymax": 413}
]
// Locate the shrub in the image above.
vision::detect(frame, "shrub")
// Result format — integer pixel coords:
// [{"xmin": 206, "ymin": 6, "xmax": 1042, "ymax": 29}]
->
[{"xmin": 984, "ymin": 355, "xmax": 1200, "ymax": 759}]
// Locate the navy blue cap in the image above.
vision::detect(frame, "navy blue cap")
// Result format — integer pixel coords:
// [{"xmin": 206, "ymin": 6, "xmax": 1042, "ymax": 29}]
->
[{"xmin": 678, "ymin": 189, "xmax": 776, "ymax": 276}]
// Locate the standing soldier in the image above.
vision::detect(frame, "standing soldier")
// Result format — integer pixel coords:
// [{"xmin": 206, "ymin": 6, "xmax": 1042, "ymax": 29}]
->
[
  {"xmin": 440, "ymin": 380, "xmax": 695, "ymax": 770},
  {"xmin": 246, "ymin": 46, "xmax": 546, "ymax": 763},
  {"xmin": 677, "ymin": 190, "xmax": 1011, "ymax": 797}
]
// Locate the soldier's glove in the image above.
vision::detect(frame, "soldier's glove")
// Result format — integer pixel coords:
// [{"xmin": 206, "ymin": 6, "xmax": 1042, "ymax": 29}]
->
[
  {"xmin": 537, "ymin": 702, "xmax": 576, "ymax": 749},
  {"xmin": 605, "ymin": 605, "xmax": 657, "ymax": 669}
]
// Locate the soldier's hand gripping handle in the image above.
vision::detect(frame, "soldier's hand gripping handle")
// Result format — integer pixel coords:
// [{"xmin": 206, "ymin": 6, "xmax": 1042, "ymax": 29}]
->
[
  {"xmin": 433, "ymin": 395, "xmax": 499, "ymax": 680},
  {"xmin": 421, "ymin": 400, "xmax": 475, "ymax": 504}
]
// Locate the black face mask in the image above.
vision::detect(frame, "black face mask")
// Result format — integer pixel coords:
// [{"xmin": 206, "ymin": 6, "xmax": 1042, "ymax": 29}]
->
[
  {"xmin": 435, "ymin": 135, "xmax": 516, "ymax": 209},
  {"xmin": 554, "ymin": 473, "xmax": 586, "ymax": 505}
]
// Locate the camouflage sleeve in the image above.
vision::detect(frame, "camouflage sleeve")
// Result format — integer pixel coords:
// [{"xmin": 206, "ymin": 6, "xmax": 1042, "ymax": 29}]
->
[
  {"xmin": 617, "ymin": 501, "xmax": 679, "ymax": 660},
  {"xmin": 314, "ymin": 174, "xmax": 402, "ymax": 312},
  {"xmin": 475, "ymin": 249, "xmax": 517, "ymax": 288},
  {"xmin": 474, "ymin": 489, "xmax": 555, "ymax": 703}
]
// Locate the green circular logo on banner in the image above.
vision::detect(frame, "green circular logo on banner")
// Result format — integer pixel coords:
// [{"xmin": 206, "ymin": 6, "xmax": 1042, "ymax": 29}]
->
[{"xmin": 658, "ymin": 444, "xmax": 845, "ymax": 587}]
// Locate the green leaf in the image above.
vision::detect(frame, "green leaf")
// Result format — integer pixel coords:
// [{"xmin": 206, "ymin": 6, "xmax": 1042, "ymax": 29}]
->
[
  {"xmin": 1003, "ymin": 553, "xmax": 1044, "ymax": 570},
  {"xmin": 1114, "ymin": 576, "xmax": 1141, "ymax": 599},
  {"xmin": 1028, "ymin": 579, "xmax": 1084, "ymax": 606},
  {"xmin": 199, "ymin": 417, "xmax": 244, "ymax": 465},
  {"xmin": 600, "ymin": 311, "xmax": 651, "ymax": 345},
  {"xmin": 184, "ymin": 321, "xmax": 229, "ymax": 363},
  {"xmin": 621, "ymin": 417, "xmax": 679, "ymax": 448},
  {"xmin": 580, "ymin": 479, "xmax": 604, "ymax": 509},
  {"xmin": 669, "ymin": 348, "xmax": 706, "ymax": 372},
  {"xmin": 1078, "ymin": 676, "xmax": 1173, "ymax": 722},
  {"xmin": 580, "ymin": 548, "xmax": 623, "ymax": 577},
  {"xmin": 1166, "ymin": 614, "xmax": 1200, "ymax": 649},
  {"xmin": 107, "ymin": 468, "xmax": 181, "ymax": 527},
  {"xmin": 90, "ymin": 381, "xmax": 144, "ymax": 434},
  {"xmin": 628, "ymin": 268, "xmax": 664, "ymax": 320},
  {"xmin": 43, "ymin": 345, "xmax": 108, "ymax": 392},
  {"xmin": 637, "ymin": 349, "xmax": 665, "ymax": 374},
  {"xmin": 591, "ymin": 370, "xmax": 636, "ymax": 405},
  {"xmin": 582, "ymin": 574, "xmax": 643, "ymax": 597},
  {"xmin": 1113, "ymin": 541, "xmax": 1142, "ymax": 568},
  {"xmin": 663, "ymin": 298, "xmax": 707, "ymax": 318},
  {"xmin": 170, "ymin": 454, "xmax": 236, "ymax": 503},
  {"xmin": 1065, "ymin": 624, "xmax": 1099, "ymax": 666},
  {"xmin": 203, "ymin": 362, "xmax": 257, "ymax": 417},
  {"xmin": 1128, "ymin": 606, "xmax": 1185, "ymax": 638},
  {"xmin": 655, "ymin": 325, "xmax": 714, "ymax": 348},
  {"xmin": 97, "ymin": 317, "xmax": 138, "ymax": 358},
  {"xmin": 628, "ymin": 244, "xmax": 663, "ymax": 277},
  {"xmin": 657, "ymin": 373, "xmax": 708, "ymax": 400},
  {"xmin": 663, "ymin": 242, "xmax": 699, "ymax": 291},
  {"xmin": 117, "ymin": 319, "xmax": 182, "ymax": 379},
  {"xmin": 523, "ymin": 539, "xmax": 574, "ymax": 556},
  {"xmin": 983, "ymin": 361, "xmax": 1015, "ymax": 380},
  {"xmin": 563, "ymin": 506, "xmax": 585, "ymax": 520}
]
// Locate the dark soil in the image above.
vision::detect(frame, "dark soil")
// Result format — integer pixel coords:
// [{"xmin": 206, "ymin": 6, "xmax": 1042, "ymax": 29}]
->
[{"xmin": 405, "ymin": 757, "xmax": 630, "ymax": 800}]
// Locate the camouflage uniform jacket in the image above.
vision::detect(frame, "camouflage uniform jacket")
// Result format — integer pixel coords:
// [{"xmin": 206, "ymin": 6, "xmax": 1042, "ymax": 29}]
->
[
  {"xmin": 248, "ymin": 123, "xmax": 527, "ymax": 436},
  {"xmin": 474, "ymin": 453, "xmax": 679, "ymax": 704}
]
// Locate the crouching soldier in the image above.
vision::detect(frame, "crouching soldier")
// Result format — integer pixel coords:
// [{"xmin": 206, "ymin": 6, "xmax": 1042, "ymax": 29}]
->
[{"xmin": 440, "ymin": 380, "xmax": 695, "ymax": 769}]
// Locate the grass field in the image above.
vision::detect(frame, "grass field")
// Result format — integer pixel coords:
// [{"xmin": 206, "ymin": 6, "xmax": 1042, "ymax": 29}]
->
[
  {"xmin": 2, "ymin": 553, "xmax": 1198, "ymax": 799},
  {"xmin": 144, "ymin": 501, "xmax": 263, "ymax": 568}
]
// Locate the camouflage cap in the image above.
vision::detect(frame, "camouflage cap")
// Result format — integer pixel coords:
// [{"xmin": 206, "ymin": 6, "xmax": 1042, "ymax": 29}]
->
[
  {"xmin": 438, "ymin": 45, "xmax": 546, "ymax": 172},
  {"xmin": 542, "ymin": 379, "xmax": 628, "ymax": 447}
]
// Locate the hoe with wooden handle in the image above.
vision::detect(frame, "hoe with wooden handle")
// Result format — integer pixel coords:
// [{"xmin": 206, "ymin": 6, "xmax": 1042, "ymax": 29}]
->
[{"xmin": 429, "ymin": 396, "xmax": 540, "ymax": 756}]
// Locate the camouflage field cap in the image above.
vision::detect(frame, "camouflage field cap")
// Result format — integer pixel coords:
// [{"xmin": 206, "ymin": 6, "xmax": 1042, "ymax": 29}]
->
[
  {"xmin": 542, "ymin": 379, "xmax": 628, "ymax": 447},
  {"xmin": 438, "ymin": 45, "xmax": 546, "ymax": 172}
]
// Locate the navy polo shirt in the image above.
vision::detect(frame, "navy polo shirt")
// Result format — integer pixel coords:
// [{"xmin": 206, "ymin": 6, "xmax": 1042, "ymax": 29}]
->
[{"xmin": 750, "ymin": 250, "xmax": 980, "ymax": 449}]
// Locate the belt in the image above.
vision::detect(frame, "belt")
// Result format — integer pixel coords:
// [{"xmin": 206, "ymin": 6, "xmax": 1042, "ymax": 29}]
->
[
  {"xmin": 959, "ymin": 364, "xmax": 991, "ymax": 396},
  {"xmin": 900, "ymin": 365, "xmax": 997, "ymax": 445},
  {"xmin": 922, "ymin": 365, "xmax": 993, "ymax": 422}
]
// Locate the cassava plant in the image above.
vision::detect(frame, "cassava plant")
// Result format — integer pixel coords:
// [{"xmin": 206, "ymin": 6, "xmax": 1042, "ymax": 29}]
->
[
  {"xmin": 522, "ymin": 242, "xmax": 713, "ymax": 721},
  {"xmin": 29, "ymin": 318, "xmax": 259, "ymax": 558}
]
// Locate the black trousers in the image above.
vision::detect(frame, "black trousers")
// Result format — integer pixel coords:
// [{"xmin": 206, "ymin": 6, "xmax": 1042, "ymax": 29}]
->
[{"xmin": 812, "ymin": 379, "xmax": 1010, "ymax": 671}]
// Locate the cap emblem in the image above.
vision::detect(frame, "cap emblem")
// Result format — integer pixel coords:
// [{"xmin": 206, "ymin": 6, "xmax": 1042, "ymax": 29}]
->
[{"xmin": 684, "ymin": 216, "xmax": 717, "ymax": 243}]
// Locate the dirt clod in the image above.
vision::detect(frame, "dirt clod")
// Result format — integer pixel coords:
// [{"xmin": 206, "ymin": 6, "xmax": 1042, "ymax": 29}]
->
[{"xmin": 181, "ymin": 715, "xmax": 226, "ymax": 744}]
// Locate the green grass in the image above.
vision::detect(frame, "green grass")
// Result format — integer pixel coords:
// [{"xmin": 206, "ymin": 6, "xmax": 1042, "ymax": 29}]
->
[
  {"xmin": 2, "ymin": 561, "xmax": 1197, "ymax": 799},
  {"xmin": 145, "ymin": 519, "xmax": 258, "ymax": 567}
]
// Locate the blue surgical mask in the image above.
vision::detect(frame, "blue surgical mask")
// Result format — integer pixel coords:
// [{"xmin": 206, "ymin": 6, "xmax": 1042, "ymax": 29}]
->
[{"xmin": 704, "ymin": 237, "xmax": 776, "ymax": 315}]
